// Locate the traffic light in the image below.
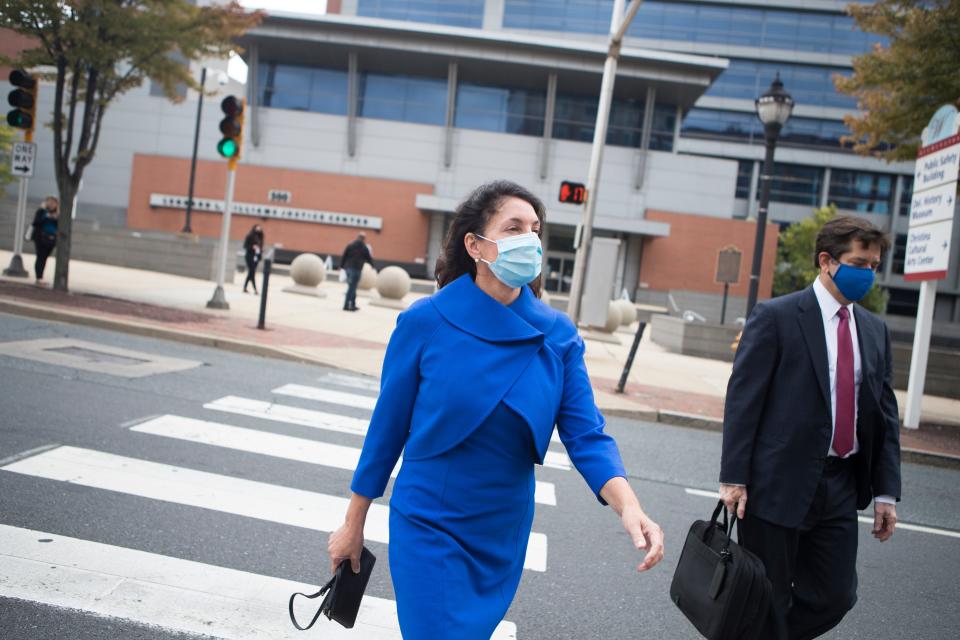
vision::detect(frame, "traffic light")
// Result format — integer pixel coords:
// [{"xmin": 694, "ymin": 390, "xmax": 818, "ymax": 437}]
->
[
  {"xmin": 7, "ymin": 69, "xmax": 38, "ymax": 141},
  {"xmin": 217, "ymin": 95, "xmax": 244, "ymax": 165},
  {"xmin": 559, "ymin": 180, "xmax": 586, "ymax": 204}
]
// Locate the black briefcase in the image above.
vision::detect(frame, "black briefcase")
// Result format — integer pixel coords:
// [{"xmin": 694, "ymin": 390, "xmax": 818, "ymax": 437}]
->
[
  {"xmin": 670, "ymin": 501, "xmax": 772, "ymax": 640},
  {"xmin": 289, "ymin": 546, "xmax": 376, "ymax": 630}
]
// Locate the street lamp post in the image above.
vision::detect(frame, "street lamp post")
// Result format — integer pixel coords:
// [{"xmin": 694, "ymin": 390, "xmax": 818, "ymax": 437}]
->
[
  {"xmin": 745, "ymin": 75, "xmax": 794, "ymax": 318},
  {"xmin": 183, "ymin": 66, "xmax": 207, "ymax": 234}
]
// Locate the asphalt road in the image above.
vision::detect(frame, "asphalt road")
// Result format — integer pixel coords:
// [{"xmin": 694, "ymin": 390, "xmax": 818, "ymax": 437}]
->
[{"xmin": 0, "ymin": 313, "xmax": 958, "ymax": 639}]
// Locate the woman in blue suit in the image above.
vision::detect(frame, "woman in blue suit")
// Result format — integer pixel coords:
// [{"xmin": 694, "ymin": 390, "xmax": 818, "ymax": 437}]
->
[{"xmin": 329, "ymin": 180, "xmax": 664, "ymax": 638}]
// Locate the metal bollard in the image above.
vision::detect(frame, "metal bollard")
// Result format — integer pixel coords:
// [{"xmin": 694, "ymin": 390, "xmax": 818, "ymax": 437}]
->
[
  {"xmin": 616, "ymin": 321, "xmax": 647, "ymax": 394},
  {"xmin": 257, "ymin": 248, "xmax": 274, "ymax": 330}
]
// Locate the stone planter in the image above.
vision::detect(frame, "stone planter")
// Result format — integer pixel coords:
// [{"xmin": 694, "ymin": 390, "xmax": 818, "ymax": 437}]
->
[{"xmin": 651, "ymin": 314, "xmax": 741, "ymax": 362}]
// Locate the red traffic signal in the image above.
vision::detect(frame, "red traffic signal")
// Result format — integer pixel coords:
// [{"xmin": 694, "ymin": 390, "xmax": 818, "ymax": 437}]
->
[
  {"xmin": 7, "ymin": 70, "xmax": 38, "ymax": 135},
  {"xmin": 559, "ymin": 181, "xmax": 586, "ymax": 204}
]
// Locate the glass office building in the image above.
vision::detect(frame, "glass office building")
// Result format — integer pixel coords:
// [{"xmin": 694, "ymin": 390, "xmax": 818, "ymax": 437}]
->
[{"xmin": 343, "ymin": 0, "xmax": 957, "ymax": 322}]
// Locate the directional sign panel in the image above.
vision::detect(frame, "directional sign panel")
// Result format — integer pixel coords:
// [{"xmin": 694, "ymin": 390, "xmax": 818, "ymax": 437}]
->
[
  {"xmin": 914, "ymin": 143, "xmax": 960, "ymax": 192},
  {"xmin": 909, "ymin": 181, "xmax": 957, "ymax": 226},
  {"xmin": 10, "ymin": 142, "xmax": 36, "ymax": 178},
  {"xmin": 904, "ymin": 218, "xmax": 953, "ymax": 281}
]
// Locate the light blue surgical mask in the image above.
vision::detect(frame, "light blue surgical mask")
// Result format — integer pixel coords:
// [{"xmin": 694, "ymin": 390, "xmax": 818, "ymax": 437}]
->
[
  {"xmin": 830, "ymin": 261, "xmax": 875, "ymax": 302},
  {"xmin": 476, "ymin": 232, "xmax": 543, "ymax": 288}
]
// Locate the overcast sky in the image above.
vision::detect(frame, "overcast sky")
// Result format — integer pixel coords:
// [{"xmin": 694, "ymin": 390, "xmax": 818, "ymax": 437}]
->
[{"xmin": 240, "ymin": 0, "xmax": 328, "ymax": 15}]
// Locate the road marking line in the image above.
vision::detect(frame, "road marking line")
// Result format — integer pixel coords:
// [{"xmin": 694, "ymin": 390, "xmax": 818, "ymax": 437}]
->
[
  {"xmin": 544, "ymin": 450, "xmax": 572, "ymax": 471},
  {"xmin": 0, "ymin": 443, "xmax": 60, "ymax": 468},
  {"xmin": 0, "ymin": 524, "xmax": 518, "ymax": 639},
  {"xmin": 319, "ymin": 372, "xmax": 380, "ymax": 392},
  {"xmin": 1, "ymin": 447, "xmax": 547, "ymax": 571},
  {"xmin": 205, "ymin": 396, "xmax": 369, "ymax": 436},
  {"xmin": 273, "ymin": 384, "xmax": 377, "ymax": 411},
  {"xmin": 684, "ymin": 488, "xmax": 960, "ymax": 539},
  {"xmin": 130, "ymin": 415, "xmax": 556, "ymax": 506}
]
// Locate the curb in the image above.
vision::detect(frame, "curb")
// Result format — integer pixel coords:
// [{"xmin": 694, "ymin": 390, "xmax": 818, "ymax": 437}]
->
[{"xmin": 4, "ymin": 297, "xmax": 959, "ymax": 471}]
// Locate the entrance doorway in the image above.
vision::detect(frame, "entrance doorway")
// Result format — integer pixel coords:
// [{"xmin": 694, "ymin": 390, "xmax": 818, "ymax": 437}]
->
[{"xmin": 545, "ymin": 252, "xmax": 576, "ymax": 293}]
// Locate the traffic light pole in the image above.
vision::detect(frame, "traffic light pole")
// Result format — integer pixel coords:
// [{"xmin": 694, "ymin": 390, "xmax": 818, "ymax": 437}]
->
[
  {"xmin": 207, "ymin": 165, "xmax": 236, "ymax": 310},
  {"xmin": 565, "ymin": 0, "xmax": 641, "ymax": 326},
  {"xmin": 3, "ymin": 176, "xmax": 30, "ymax": 277}
]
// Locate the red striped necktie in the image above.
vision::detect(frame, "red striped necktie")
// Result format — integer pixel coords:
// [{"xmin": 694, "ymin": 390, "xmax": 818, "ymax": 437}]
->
[{"xmin": 834, "ymin": 306, "xmax": 855, "ymax": 458}]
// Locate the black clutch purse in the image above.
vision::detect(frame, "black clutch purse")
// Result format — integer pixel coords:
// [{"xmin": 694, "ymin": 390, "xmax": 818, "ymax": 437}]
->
[{"xmin": 288, "ymin": 546, "xmax": 376, "ymax": 630}]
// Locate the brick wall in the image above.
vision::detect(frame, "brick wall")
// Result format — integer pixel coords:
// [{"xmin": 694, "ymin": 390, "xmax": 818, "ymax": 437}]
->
[
  {"xmin": 126, "ymin": 154, "xmax": 433, "ymax": 264},
  {"xmin": 640, "ymin": 210, "xmax": 780, "ymax": 299}
]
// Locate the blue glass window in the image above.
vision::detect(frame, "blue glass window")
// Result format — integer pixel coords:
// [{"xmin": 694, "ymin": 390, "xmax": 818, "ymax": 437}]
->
[
  {"xmin": 898, "ymin": 175, "xmax": 913, "ymax": 217},
  {"xmin": 706, "ymin": 61, "xmax": 855, "ymax": 109},
  {"xmin": 736, "ymin": 160, "xmax": 754, "ymax": 199},
  {"xmin": 681, "ymin": 108, "xmax": 849, "ymax": 149},
  {"xmin": 503, "ymin": 1, "xmax": 884, "ymax": 55},
  {"xmin": 358, "ymin": 0, "xmax": 484, "ymax": 28},
  {"xmin": 828, "ymin": 169, "xmax": 895, "ymax": 214},
  {"xmin": 769, "ymin": 163, "xmax": 823, "ymax": 206},
  {"xmin": 258, "ymin": 62, "xmax": 349, "ymax": 114},
  {"xmin": 455, "ymin": 83, "xmax": 546, "ymax": 136},
  {"xmin": 554, "ymin": 93, "xmax": 674, "ymax": 150},
  {"xmin": 358, "ymin": 72, "xmax": 447, "ymax": 125}
]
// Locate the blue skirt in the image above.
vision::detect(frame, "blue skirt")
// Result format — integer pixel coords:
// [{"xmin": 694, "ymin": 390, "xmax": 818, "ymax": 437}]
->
[{"xmin": 389, "ymin": 403, "xmax": 536, "ymax": 639}]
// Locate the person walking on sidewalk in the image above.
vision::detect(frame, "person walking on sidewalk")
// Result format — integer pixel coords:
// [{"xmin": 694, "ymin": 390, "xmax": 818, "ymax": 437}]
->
[
  {"xmin": 242, "ymin": 224, "xmax": 264, "ymax": 294},
  {"xmin": 720, "ymin": 215, "xmax": 901, "ymax": 640},
  {"xmin": 339, "ymin": 232, "xmax": 373, "ymax": 311},
  {"xmin": 31, "ymin": 196, "xmax": 59, "ymax": 284},
  {"xmin": 328, "ymin": 180, "xmax": 664, "ymax": 639}
]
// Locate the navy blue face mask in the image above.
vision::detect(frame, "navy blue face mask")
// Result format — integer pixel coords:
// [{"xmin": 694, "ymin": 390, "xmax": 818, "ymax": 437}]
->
[{"xmin": 830, "ymin": 261, "xmax": 875, "ymax": 302}]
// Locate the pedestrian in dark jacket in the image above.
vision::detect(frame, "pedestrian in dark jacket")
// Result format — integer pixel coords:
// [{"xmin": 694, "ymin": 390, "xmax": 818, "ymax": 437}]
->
[
  {"xmin": 243, "ymin": 224, "xmax": 264, "ymax": 294},
  {"xmin": 32, "ymin": 196, "xmax": 59, "ymax": 283},
  {"xmin": 340, "ymin": 232, "xmax": 374, "ymax": 311}
]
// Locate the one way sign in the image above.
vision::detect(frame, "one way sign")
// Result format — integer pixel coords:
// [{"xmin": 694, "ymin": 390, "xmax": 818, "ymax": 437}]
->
[{"xmin": 11, "ymin": 142, "xmax": 37, "ymax": 178}]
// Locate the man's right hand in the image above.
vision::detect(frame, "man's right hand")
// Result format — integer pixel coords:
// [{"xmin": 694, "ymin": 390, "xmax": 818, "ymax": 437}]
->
[{"xmin": 719, "ymin": 484, "xmax": 748, "ymax": 519}]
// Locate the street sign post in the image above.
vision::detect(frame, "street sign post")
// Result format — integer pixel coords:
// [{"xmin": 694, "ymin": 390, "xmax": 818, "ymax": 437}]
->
[
  {"xmin": 10, "ymin": 142, "xmax": 36, "ymax": 177},
  {"xmin": 3, "ymin": 141, "xmax": 38, "ymax": 278},
  {"xmin": 715, "ymin": 246, "xmax": 742, "ymax": 325},
  {"xmin": 903, "ymin": 104, "xmax": 960, "ymax": 429}
]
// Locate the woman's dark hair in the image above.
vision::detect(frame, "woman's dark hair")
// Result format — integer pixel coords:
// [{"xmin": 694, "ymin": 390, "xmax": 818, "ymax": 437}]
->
[
  {"xmin": 435, "ymin": 180, "xmax": 546, "ymax": 297},
  {"xmin": 246, "ymin": 224, "xmax": 264, "ymax": 240},
  {"xmin": 814, "ymin": 215, "xmax": 889, "ymax": 268}
]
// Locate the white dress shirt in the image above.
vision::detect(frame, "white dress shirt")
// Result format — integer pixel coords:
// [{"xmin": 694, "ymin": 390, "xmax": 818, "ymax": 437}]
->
[{"xmin": 812, "ymin": 277, "xmax": 861, "ymax": 458}]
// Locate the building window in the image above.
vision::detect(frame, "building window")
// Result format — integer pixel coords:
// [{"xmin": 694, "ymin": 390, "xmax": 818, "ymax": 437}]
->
[
  {"xmin": 899, "ymin": 175, "xmax": 913, "ymax": 217},
  {"xmin": 503, "ymin": 1, "xmax": 883, "ymax": 55},
  {"xmin": 258, "ymin": 62, "xmax": 349, "ymax": 114},
  {"xmin": 358, "ymin": 0, "xmax": 484, "ymax": 28},
  {"xmin": 705, "ymin": 60, "xmax": 855, "ymax": 110},
  {"xmin": 455, "ymin": 82, "xmax": 546, "ymax": 136},
  {"xmin": 736, "ymin": 160, "xmax": 754, "ymax": 199},
  {"xmin": 769, "ymin": 163, "xmax": 823, "ymax": 207},
  {"xmin": 680, "ymin": 108, "xmax": 849, "ymax": 150},
  {"xmin": 828, "ymin": 169, "xmax": 895, "ymax": 214},
  {"xmin": 359, "ymin": 72, "xmax": 448, "ymax": 125},
  {"xmin": 554, "ymin": 93, "xmax": 674, "ymax": 150},
  {"xmin": 891, "ymin": 233, "xmax": 907, "ymax": 275}
]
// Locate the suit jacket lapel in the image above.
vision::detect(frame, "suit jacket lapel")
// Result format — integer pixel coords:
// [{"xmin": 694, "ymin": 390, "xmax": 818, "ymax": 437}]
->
[
  {"xmin": 853, "ymin": 306, "xmax": 878, "ymax": 404},
  {"xmin": 797, "ymin": 287, "xmax": 831, "ymax": 412}
]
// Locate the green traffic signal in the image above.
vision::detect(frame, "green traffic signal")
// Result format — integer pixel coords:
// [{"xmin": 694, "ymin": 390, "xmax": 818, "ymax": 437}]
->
[
  {"xmin": 217, "ymin": 138, "xmax": 239, "ymax": 158},
  {"xmin": 6, "ymin": 110, "xmax": 32, "ymax": 128},
  {"xmin": 7, "ymin": 69, "xmax": 37, "ymax": 133}
]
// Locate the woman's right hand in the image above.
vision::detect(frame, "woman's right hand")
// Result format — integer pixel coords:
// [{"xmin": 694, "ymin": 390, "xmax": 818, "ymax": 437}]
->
[{"xmin": 328, "ymin": 520, "xmax": 364, "ymax": 574}]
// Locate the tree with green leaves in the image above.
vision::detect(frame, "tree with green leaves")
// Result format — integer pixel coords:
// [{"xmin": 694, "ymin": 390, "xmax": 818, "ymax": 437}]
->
[
  {"xmin": 0, "ymin": 124, "xmax": 15, "ymax": 198},
  {"xmin": 774, "ymin": 205, "xmax": 888, "ymax": 313},
  {"xmin": 834, "ymin": 0, "xmax": 960, "ymax": 162},
  {"xmin": 0, "ymin": 1, "xmax": 261, "ymax": 291}
]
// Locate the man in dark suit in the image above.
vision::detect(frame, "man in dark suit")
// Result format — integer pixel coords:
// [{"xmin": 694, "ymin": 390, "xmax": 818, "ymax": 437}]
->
[
  {"xmin": 340, "ymin": 232, "xmax": 374, "ymax": 311},
  {"xmin": 720, "ymin": 215, "xmax": 901, "ymax": 640}
]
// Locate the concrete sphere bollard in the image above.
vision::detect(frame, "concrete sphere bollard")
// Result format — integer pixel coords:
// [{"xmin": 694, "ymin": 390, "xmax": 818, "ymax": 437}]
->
[
  {"xmin": 289, "ymin": 253, "xmax": 325, "ymax": 287},
  {"xmin": 358, "ymin": 263, "xmax": 377, "ymax": 290},
  {"xmin": 603, "ymin": 301, "xmax": 622, "ymax": 333},
  {"xmin": 376, "ymin": 266, "xmax": 411, "ymax": 300},
  {"xmin": 615, "ymin": 299, "xmax": 637, "ymax": 326}
]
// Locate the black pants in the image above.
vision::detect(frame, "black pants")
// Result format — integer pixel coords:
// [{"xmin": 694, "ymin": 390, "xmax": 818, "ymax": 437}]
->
[
  {"xmin": 739, "ymin": 459, "xmax": 859, "ymax": 640},
  {"xmin": 344, "ymin": 267, "xmax": 361, "ymax": 309},
  {"xmin": 244, "ymin": 254, "xmax": 260, "ymax": 291},
  {"xmin": 34, "ymin": 241, "xmax": 55, "ymax": 279}
]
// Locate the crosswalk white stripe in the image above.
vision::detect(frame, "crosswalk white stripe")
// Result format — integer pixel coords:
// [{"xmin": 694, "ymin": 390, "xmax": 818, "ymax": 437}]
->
[
  {"xmin": 0, "ymin": 524, "xmax": 518, "ymax": 639},
  {"xmin": 273, "ymin": 384, "xmax": 378, "ymax": 411},
  {"xmin": 205, "ymin": 396, "xmax": 369, "ymax": 436},
  {"xmin": 320, "ymin": 372, "xmax": 380, "ymax": 392},
  {"xmin": 207, "ymin": 395, "xmax": 574, "ymax": 472},
  {"xmin": 1, "ymin": 447, "xmax": 548, "ymax": 572},
  {"xmin": 130, "ymin": 415, "xmax": 556, "ymax": 506}
]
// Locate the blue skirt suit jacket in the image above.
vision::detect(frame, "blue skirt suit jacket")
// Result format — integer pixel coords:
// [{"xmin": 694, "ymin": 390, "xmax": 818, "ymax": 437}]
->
[{"xmin": 351, "ymin": 273, "xmax": 626, "ymax": 636}]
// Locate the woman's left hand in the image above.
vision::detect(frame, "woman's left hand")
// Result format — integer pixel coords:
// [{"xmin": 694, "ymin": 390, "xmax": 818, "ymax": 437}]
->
[{"xmin": 620, "ymin": 505, "xmax": 664, "ymax": 572}]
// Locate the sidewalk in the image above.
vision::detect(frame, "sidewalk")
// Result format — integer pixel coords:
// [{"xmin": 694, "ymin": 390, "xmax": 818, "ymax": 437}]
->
[{"xmin": 2, "ymin": 249, "xmax": 958, "ymax": 468}]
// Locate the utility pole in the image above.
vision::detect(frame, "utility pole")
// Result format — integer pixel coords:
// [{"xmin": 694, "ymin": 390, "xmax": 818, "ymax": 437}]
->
[
  {"xmin": 207, "ymin": 96, "xmax": 245, "ymax": 310},
  {"xmin": 566, "ymin": 0, "xmax": 642, "ymax": 325},
  {"xmin": 183, "ymin": 67, "xmax": 207, "ymax": 234}
]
